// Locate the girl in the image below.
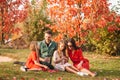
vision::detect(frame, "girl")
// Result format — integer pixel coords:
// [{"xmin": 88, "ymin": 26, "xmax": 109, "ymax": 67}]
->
[
  {"xmin": 67, "ymin": 38, "xmax": 97, "ymax": 77},
  {"xmin": 21, "ymin": 41, "xmax": 48, "ymax": 71},
  {"xmin": 53, "ymin": 40, "xmax": 85, "ymax": 76}
]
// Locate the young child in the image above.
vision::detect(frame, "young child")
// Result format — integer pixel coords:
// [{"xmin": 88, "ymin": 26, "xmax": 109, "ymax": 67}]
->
[
  {"xmin": 20, "ymin": 41, "xmax": 48, "ymax": 71},
  {"xmin": 53, "ymin": 40, "xmax": 85, "ymax": 76}
]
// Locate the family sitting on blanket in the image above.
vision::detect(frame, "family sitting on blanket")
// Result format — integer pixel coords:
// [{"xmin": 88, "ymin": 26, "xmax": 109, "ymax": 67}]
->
[{"xmin": 20, "ymin": 30, "xmax": 97, "ymax": 77}]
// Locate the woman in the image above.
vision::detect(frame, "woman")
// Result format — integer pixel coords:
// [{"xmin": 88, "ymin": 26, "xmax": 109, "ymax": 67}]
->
[
  {"xmin": 67, "ymin": 38, "xmax": 97, "ymax": 77},
  {"xmin": 53, "ymin": 39, "xmax": 85, "ymax": 76}
]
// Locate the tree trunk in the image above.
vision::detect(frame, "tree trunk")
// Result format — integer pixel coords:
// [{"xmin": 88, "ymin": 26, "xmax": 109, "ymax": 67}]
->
[{"xmin": 0, "ymin": 6, "xmax": 4, "ymax": 44}]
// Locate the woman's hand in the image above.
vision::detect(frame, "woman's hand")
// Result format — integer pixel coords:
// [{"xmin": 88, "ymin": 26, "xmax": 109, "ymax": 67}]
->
[{"xmin": 77, "ymin": 61, "xmax": 83, "ymax": 67}]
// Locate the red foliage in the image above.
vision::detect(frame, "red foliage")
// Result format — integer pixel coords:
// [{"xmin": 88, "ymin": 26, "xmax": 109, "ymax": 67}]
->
[
  {"xmin": 115, "ymin": 16, "xmax": 120, "ymax": 23},
  {"xmin": 47, "ymin": 0, "xmax": 120, "ymax": 45},
  {"xmin": 0, "ymin": 0, "xmax": 5, "ymax": 3},
  {"xmin": 108, "ymin": 25, "xmax": 118, "ymax": 32},
  {"xmin": 0, "ymin": 0, "xmax": 28, "ymax": 40}
]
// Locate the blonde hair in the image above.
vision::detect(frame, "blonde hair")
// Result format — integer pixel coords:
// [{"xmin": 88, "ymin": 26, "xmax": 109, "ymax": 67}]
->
[
  {"xmin": 57, "ymin": 39, "xmax": 68, "ymax": 58},
  {"xmin": 29, "ymin": 41, "xmax": 37, "ymax": 51},
  {"xmin": 29, "ymin": 41, "xmax": 39, "ymax": 61}
]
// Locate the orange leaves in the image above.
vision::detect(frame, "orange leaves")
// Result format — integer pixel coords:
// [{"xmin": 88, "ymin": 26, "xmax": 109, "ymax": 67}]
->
[
  {"xmin": 47, "ymin": 0, "xmax": 84, "ymax": 43},
  {"xmin": 81, "ymin": 6, "xmax": 91, "ymax": 17},
  {"xmin": 69, "ymin": 8, "xmax": 77, "ymax": 16},
  {"xmin": 11, "ymin": 28, "xmax": 21, "ymax": 34},
  {"xmin": 53, "ymin": 34, "xmax": 63, "ymax": 42},
  {"xmin": 96, "ymin": 17, "xmax": 107, "ymax": 28},
  {"xmin": 75, "ymin": 0, "xmax": 81, "ymax": 3},
  {"xmin": 47, "ymin": 0, "xmax": 120, "ymax": 45},
  {"xmin": 67, "ymin": 0, "xmax": 75, "ymax": 6},
  {"xmin": 107, "ymin": 14, "xmax": 114, "ymax": 22},
  {"xmin": 81, "ymin": 0, "xmax": 88, "ymax": 5},
  {"xmin": 115, "ymin": 16, "xmax": 120, "ymax": 24},
  {"xmin": 50, "ymin": 25, "xmax": 58, "ymax": 32},
  {"xmin": 57, "ymin": 77, "xmax": 62, "ymax": 80},
  {"xmin": 108, "ymin": 24, "xmax": 119, "ymax": 33}
]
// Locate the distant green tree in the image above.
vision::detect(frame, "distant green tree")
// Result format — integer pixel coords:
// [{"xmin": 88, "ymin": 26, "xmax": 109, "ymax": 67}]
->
[{"xmin": 23, "ymin": 0, "xmax": 51, "ymax": 42}]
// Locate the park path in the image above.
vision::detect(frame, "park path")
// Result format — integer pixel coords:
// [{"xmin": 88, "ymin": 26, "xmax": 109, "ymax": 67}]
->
[{"xmin": 0, "ymin": 56, "xmax": 13, "ymax": 62}]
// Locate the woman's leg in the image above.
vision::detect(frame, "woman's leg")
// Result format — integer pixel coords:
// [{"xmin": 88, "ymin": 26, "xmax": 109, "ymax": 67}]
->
[
  {"xmin": 80, "ymin": 68, "xmax": 96, "ymax": 77},
  {"xmin": 65, "ymin": 66, "xmax": 78, "ymax": 74}
]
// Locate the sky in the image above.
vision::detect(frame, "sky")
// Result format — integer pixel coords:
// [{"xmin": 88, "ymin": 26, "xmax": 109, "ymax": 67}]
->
[{"xmin": 108, "ymin": 0, "xmax": 120, "ymax": 14}]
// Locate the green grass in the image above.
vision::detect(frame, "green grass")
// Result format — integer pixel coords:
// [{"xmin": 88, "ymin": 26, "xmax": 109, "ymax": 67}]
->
[{"xmin": 0, "ymin": 49, "xmax": 120, "ymax": 80}]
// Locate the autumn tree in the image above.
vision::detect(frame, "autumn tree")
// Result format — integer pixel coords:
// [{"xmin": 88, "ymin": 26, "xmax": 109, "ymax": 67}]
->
[
  {"xmin": 0, "ymin": 0, "xmax": 28, "ymax": 44},
  {"xmin": 23, "ymin": 0, "xmax": 51, "ymax": 42},
  {"xmin": 47, "ymin": 0, "xmax": 120, "ymax": 55}
]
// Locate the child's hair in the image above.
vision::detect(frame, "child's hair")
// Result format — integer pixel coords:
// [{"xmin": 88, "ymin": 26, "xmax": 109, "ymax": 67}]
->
[
  {"xmin": 29, "ymin": 41, "xmax": 38, "ymax": 51},
  {"xmin": 57, "ymin": 39, "xmax": 68, "ymax": 58},
  {"xmin": 29, "ymin": 41, "xmax": 39, "ymax": 61}
]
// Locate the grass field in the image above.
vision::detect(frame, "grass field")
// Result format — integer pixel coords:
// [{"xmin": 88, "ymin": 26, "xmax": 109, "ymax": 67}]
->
[{"xmin": 0, "ymin": 49, "xmax": 120, "ymax": 80}]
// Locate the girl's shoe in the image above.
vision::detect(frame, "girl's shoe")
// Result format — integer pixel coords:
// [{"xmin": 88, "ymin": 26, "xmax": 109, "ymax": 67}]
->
[
  {"xmin": 77, "ymin": 72, "xmax": 85, "ymax": 76},
  {"xmin": 83, "ymin": 72, "xmax": 89, "ymax": 76},
  {"xmin": 20, "ymin": 66, "xmax": 27, "ymax": 72}
]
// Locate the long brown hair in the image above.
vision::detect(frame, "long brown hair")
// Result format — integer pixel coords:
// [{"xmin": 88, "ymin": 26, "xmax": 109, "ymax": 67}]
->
[{"xmin": 67, "ymin": 38, "xmax": 79, "ymax": 50}]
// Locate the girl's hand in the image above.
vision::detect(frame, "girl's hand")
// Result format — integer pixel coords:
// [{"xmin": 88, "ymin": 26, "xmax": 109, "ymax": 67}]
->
[
  {"xmin": 64, "ymin": 59, "xmax": 68, "ymax": 63},
  {"xmin": 63, "ymin": 56, "xmax": 68, "ymax": 60},
  {"xmin": 43, "ymin": 65, "xmax": 48, "ymax": 69}
]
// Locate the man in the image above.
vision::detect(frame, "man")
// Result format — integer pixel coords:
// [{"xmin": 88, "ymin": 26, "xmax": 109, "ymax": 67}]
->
[{"xmin": 38, "ymin": 30, "xmax": 57, "ymax": 69}]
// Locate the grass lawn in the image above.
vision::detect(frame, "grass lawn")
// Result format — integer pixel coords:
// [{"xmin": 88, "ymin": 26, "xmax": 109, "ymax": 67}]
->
[{"xmin": 0, "ymin": 49, "xmax": 120, "ymax": 80}]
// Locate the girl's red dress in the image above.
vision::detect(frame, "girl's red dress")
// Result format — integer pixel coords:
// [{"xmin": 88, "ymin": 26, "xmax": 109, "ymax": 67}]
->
[
  {"xmin": 68, "ymin": 49, "xmax": 89, "ymax": 70},
  {"xmin": 25, "ymin": 51, "xmax": 42, "ymax": 69}
]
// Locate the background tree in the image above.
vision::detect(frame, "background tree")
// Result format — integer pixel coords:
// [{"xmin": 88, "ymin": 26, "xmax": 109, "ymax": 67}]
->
[
  {"xmin": 86, "ymin": 0, "xmax": 120, "ymax": 55},
  {"xmin": 47, "ymin": 0, "xmax": 120, "ymax": 55},
  {"xmin": 0, "ymin": 0, "xmax": 28, "ymax": 44},
  {"xmin": 23, "ymin": 0, "xmax": 51, "ymax": 43}
]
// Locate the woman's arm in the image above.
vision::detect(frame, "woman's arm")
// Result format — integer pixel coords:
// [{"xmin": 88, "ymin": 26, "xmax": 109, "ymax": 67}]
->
[
  {"xmin": 77, "ymin": 49, "xmax": 84, "ymax": 67},
  {"xmin": 78, "ymin": 49, "xmax": 84, "ymax": 60}
]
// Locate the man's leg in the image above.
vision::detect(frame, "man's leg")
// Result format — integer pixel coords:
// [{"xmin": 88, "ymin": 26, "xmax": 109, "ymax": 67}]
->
[{"xmin": 40, "ymin": 61, "xmax": 54, "ymax": 69}]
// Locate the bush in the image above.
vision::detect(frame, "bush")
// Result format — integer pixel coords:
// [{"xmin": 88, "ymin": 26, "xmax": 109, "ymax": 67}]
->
[{"xmin": 86, "ymin": 27, "xmax": 120, "ymax": 56}]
